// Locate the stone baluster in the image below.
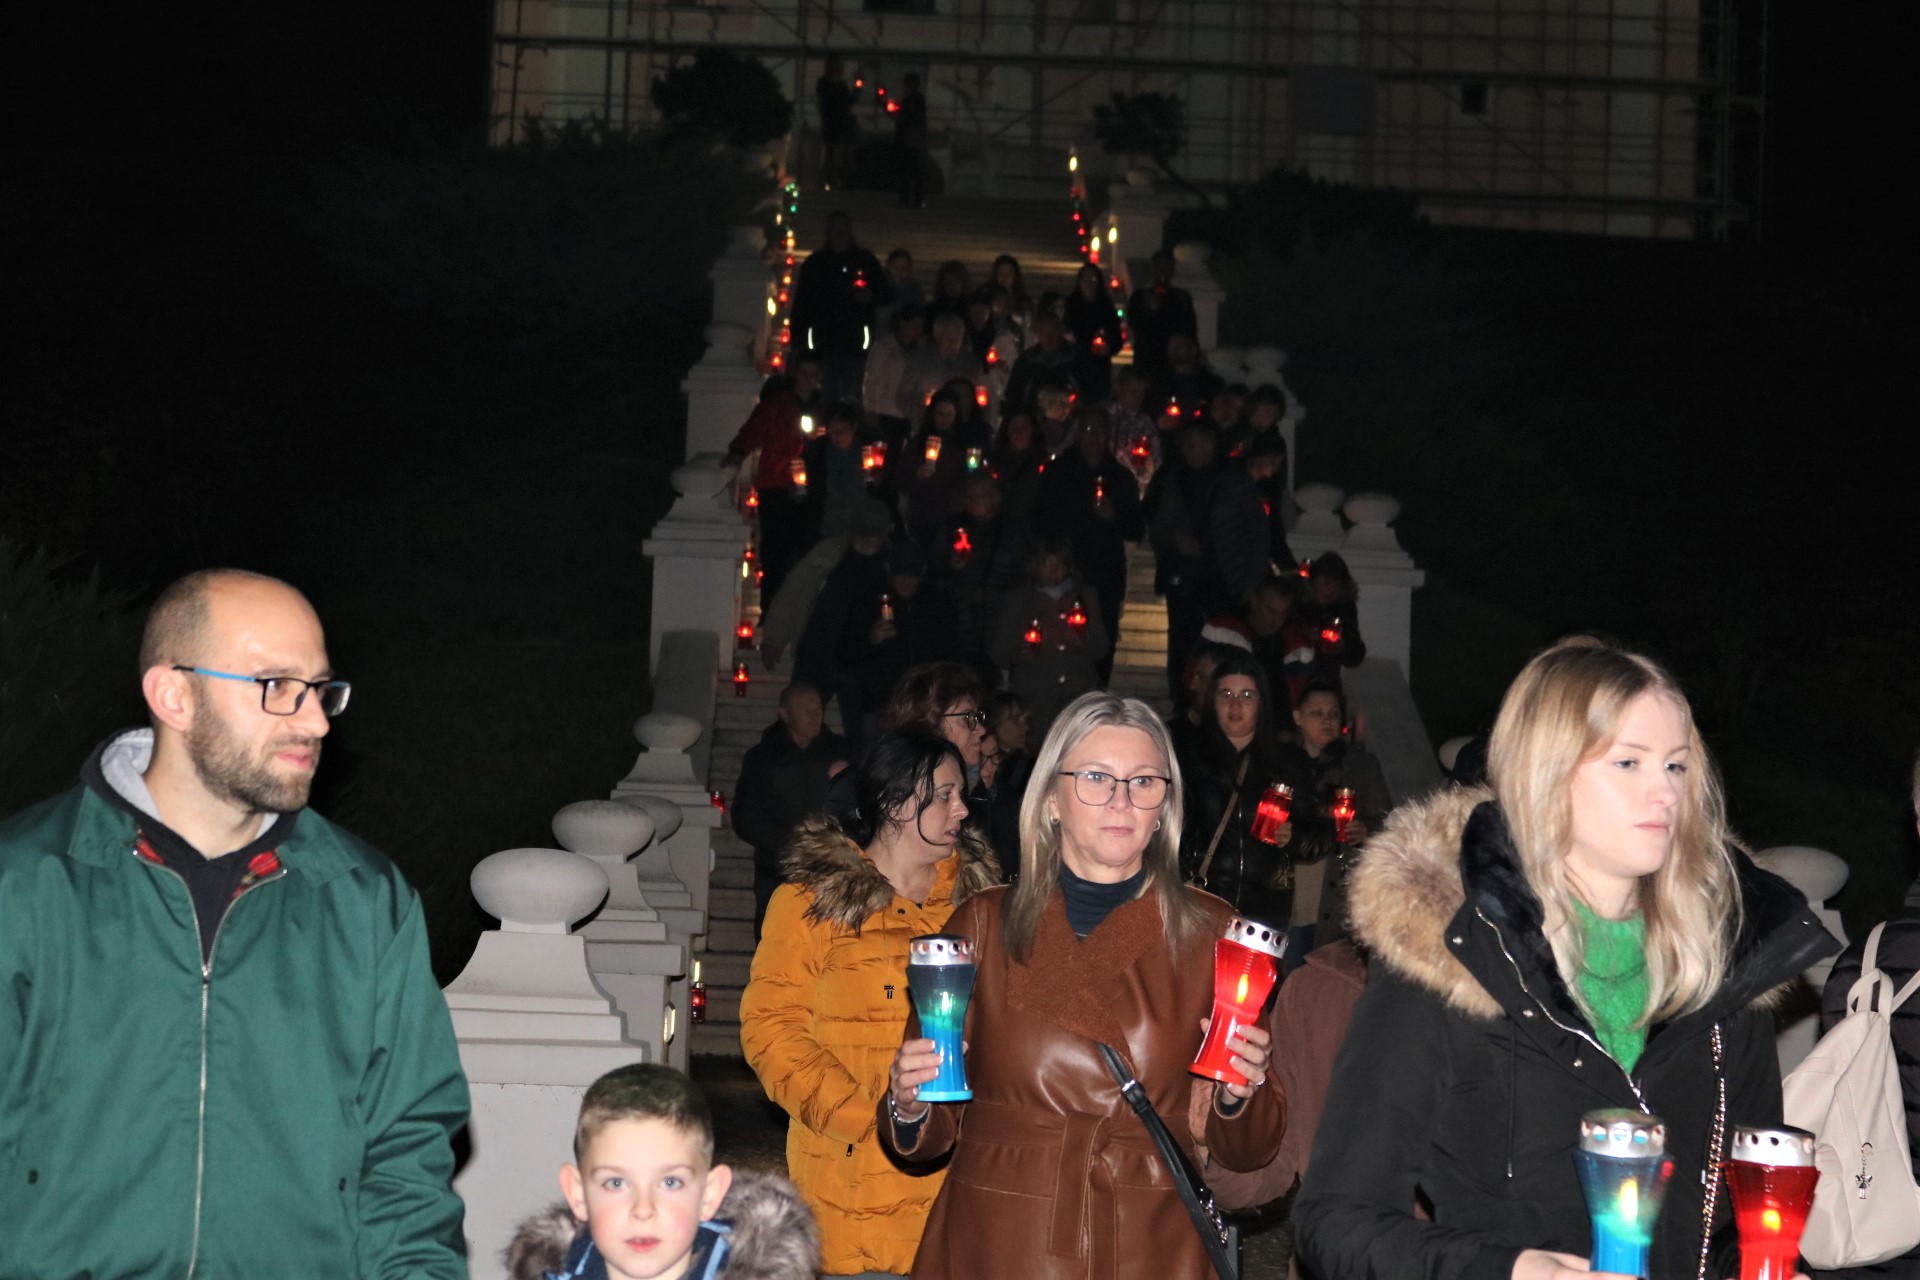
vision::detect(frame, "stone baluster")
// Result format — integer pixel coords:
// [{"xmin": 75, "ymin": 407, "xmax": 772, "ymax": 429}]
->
[
  {"xmin": 1290, "ymin": 483, "xmax": 1347, "ymax": 561},
  {"xmin": 554, "ymin": 800, "xmax": 690, "ymax": 1067},
  {"xmin": 1171, "ymin": 242, "xmax": 1225, "ymax": 353},
  {"xmin": 707, "ymin": 225, "xmax": 774, "ymax": 365},
  {"xmin": 444, "ymin": 846, "xmax": 646, "ymax": 1280},
  {"xmin": 1104, "ymin": 169, "xmax": 1172, "ymax": 292},
  {"xmin": 642, "ymin": 460, "xmax": 749, "ymax": 674},
  {"xmin": 612, "ymin": 713, "xmax": 721, "ymax": 1070},
  {"xmin": 1754, "ymin": 846, "xmax": 1850, "ymax": 1075},
  {"xmin": 683, "ymin": 322, "xmax": 768, "ymax": 462},
  {"xmin": 1337, "ymin": 493, "xmax": 1426, "ymax": 679}
]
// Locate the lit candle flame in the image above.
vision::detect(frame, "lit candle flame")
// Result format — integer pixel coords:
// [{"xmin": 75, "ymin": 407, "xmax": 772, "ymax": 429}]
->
[
  {"xmin": 1618, "ymin": 1177, "xmax": 1638, "ymax": 1223},
  {"xmin": 1762, "ymin": 1208, "xmax": 1781, "ymax": 1235},
  {"xmin": 1235, "ymin": 974, "xmax": 1249, "ymax": 1004}
]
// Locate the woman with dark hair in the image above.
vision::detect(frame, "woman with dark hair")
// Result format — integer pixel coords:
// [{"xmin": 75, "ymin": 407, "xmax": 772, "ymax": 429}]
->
[
  {"xmin": 1300, "ymin": 551, "xmax": 1367, "ymax": 688},
  {"xmin": 896, "ymin": 389, "xmax": 970, "ymax": 544},
  {"xmin": 1180, "ymin": 651, "xmax": 1322, "ymax": 931},
  {"xmin": 991, "ymin": 253, "xmax": 1033, "ymax": 339},
  {"xmin": 742, "ymin": 728, "xmax": 1001, "ymax": 1277},
  {"xmin": 1064, "ymin": 262, "xmax": 1125, "ymax": 402},
  {"xmin": 1294, "ymin": 638, "xmax": 1838, "ymax": 1280},
  {"xmin": 880, "ymin": 691, "xmax": 1284, "ymax": 1279}
]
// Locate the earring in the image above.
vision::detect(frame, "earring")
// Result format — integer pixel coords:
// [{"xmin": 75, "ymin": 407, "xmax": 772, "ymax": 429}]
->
[
  {"xmin": 1048, "ymin": 811, "xmax": 1059, "ymax": 825},
  {"xmin": 1154, "ymin": 820, "xmax": 1162, "ymax": 831}
]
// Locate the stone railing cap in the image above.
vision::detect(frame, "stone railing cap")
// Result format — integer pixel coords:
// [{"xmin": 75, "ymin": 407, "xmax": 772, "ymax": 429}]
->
[
  {"xmin": 1344, "ymin": 493, "xmax": 1402, "ymax": 525},
  {"xmin": 1172, "ymin": 242, "xmax": 1213, "ymax": 264},
  {"xmin": 553, "ymin": 799, "xmax": 655, "ymax": 860},
  {"xmin": 1295, "ymin": 482, "xmax": 1347, "ymax": 512},
  {"xmin": 620, "ymin": 794, "xmax": 686, "ymax": 841},
  {"xmin": 1754, "ymin": 846, "xmax": 1849, "ymax": 904},
  {"xmin": 635, "ymin": 712, "xmax": 702, "ymax": 751},
  {"xmin": 472, "ymin": 847, "xmax": 609, "ymax": 931}
]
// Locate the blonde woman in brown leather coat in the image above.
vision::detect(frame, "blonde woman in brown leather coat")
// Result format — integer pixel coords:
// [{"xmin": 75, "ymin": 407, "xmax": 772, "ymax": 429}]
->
[{"xmin": 879, "ymin": 691, "xmax": 1286, "ymax": 1280}]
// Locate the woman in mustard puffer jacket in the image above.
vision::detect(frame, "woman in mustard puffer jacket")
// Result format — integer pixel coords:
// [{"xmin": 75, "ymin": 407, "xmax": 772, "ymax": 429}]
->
[{"xmin": 741, "ymin": 728, "xmax": 1000, "ymax": 1276}]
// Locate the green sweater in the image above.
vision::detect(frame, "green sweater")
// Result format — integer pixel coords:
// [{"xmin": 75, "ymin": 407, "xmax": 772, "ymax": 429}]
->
[{"xmin": 1573, "ymin": 899, "xmax": 1650, "ymax": 1073}]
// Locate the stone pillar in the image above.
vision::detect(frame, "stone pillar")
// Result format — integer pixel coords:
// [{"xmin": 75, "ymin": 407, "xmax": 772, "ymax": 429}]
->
[
  {"xmin": 555, "ymin": 800, "xmax": 690, "ymax": 1066},
  {"xmin": 1172, "ymin": 242, "xmax": 1225, "ymax": 354},
  {"xmin": 1754, "ymin": 846, "xmax": 1849, "ymax": 1075},
  {"xmin": 708, "ymin": 226, "xmax": 774, "ymax": 358},
  {"xmin": 1290, "ymin": 483, "xmax": 1347, "ymax": 561},
  {"xmin": 613, "ymin": 713, "xmax": 723, "ymax": 1072},
  {"xmin": 1104, "ymin": 170, "xmax": 1172, "ymax": 293},
  {"xmin": 445, "ymin": 847, "xmax": 646, "ymax": 1280},
  {"xmin": 1338, "ymin": 493, "xmax": 1426, "ymax": 680},
  {"xmin": 642, "ymin": 460, "xmax": 750, "ymax": 675},
  {"xmin": 683, "ymin": 323, "xmax": 767, "ymax": 461}
]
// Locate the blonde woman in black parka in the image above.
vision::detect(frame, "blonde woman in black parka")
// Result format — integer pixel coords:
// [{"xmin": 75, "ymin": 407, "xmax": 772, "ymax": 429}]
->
[{"xmin": 1295, "ymin": 638, "xmax": 1838, "ymax": 1280}]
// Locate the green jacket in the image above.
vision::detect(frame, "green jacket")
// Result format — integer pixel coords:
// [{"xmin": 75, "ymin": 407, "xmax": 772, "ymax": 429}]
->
[{"xmin": 0, "ymin": 783, "xmax": 470, "ymax": 1278}]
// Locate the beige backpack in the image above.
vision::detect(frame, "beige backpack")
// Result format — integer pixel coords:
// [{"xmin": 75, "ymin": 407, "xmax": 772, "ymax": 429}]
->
[{"xmin": 1782, "ymin": 922, "xmax": 1920, "ymax": 1268}]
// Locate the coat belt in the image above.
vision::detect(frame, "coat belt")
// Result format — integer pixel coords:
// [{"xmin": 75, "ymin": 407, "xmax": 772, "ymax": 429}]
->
[{"xmin": 962, "ymin": 1101, "xmax": 1163, "ymax": 1264}]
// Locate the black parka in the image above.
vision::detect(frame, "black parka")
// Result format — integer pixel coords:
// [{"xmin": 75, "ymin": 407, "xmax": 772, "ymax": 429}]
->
[
  {"xmin": 1178, "ymin": 736, "xmax": 1327, "ymax": 929},
  {"xmin": 1294, "ymin": 787, "xmax": 1838, "ymax": 1280}
]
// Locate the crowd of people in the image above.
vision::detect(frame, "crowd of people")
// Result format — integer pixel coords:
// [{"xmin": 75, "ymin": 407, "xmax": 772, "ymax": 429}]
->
[
  {"xmin": 3, "ymin": 557, "xmax": 1917, "ymax": 1280},
  {"xmin": 730, "ymin": 215, "xmax": 1372, "ymax": 920}
]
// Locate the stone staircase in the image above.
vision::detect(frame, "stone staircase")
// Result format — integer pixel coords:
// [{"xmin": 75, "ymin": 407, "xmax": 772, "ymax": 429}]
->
[
  {"xmin": 788, "ymin": 188, "xmax": 1087, "ymax": 298},
  {"xmin": 1110, "ymin": 542, "xmax": 1174, "ymax": 720}
]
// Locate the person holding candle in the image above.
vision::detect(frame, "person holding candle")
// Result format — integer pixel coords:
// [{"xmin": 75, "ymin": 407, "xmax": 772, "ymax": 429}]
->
[
  {"xmin": 1065, "ymin": 263, "xmax": 1125, "ymax": 402},
  {"xmin": 879, "ymin": 691, "xmax": 1285, "ymax": 1280},
  {"xmin": 723, "ymin": 359, "xmax": 825, "ymax": 606},
  {"xmin": 1293, "ymin": 638, "xmax": 1838, "ymax": 1280},
  {"xmin": 928, "ymin": 474, "xmax": 1027, "ymax": 664},
  {"xmin": 1179, "ymin": 652, "xmax": 1323, "ymax": 931},
  {"xmin": 1298, "ymin": 552, "xmax": 1368, "ymax": 693},
  {"xmin": 896, "ymin": 389, "xmax": 970, "ymax": 546},
  {"xmin": 991, "ymin": 253, "xmax": 1035, "ymax": 341},
  {"xmin": 1286, "ymin": 680, "xmax": 1390, "ymax": 958},
  {"xmin": 742, "ymin": 729, "xmax": 1000, "ymax": 1277},
  {"xmin": 990, "ymin": 543, "xmax": 1112, "ymax": 745},
  {"xmin": 839, "ymin": 543, "xmax": 962, "ymax": 739},
  {"xmin": 1035, "ymin": 407, "xmax": 1146, "ymax": 686}
]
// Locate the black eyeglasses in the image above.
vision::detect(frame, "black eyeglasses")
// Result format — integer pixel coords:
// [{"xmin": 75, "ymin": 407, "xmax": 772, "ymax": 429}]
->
[
  {"xmin": 1058, "ymin": 769, "xmax": 1171, "ymax": 809},
  {"xmin": 173, "ymin": 666, "xmax": 352, "ymax": 717},
  {"xmin": 942, "ymin": 709, "xmax": 988, "ymax": 729}
]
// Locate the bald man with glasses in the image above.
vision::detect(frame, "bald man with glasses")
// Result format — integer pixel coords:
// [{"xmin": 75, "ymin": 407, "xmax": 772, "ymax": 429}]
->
[{"xmin": 0, "ymin": 568, "xmax": 469, "ymax": 1277}]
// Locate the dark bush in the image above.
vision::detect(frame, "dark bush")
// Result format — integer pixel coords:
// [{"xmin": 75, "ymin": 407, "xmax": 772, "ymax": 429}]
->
[{"xmin": 651, "ymin": 49, "xmax": 793, "ymax": 150}]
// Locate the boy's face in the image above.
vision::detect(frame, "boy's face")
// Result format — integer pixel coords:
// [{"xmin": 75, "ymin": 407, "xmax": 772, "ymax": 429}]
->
[{"xmin": 561, "ymin": 1118, "xmax": 733, "ymax": 1280}]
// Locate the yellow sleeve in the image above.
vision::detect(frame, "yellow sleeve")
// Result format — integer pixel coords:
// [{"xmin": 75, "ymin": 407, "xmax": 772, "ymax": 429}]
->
[{"xmin": 739, "ymin": 886, "xmax": 879, "ymax": 1145}]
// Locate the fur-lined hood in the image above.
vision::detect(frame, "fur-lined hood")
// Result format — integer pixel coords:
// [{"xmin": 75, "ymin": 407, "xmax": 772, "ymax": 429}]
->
[
  {"xmin": 1348, "ymin": 785, "xmax": 1837, "ymax": 1023},
  {"xmin": 504, "ymin": 1168, "xmax": 818, "ymax": 1280},
  {"xmin": 779, "ymin": 814, "xmax": 1001, "ymax": 931}
]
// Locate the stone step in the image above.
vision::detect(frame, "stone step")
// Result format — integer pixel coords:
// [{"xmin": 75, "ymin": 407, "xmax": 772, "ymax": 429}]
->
[
  {"xmin": 700, "ymin": 952, "xmax": 755, "ymax": 988},
  {"xmin": 707, "ymin": 919, "xmax": 757, "ymax": 952},
  {"xmin": 713, "ymin": 860, "xmax": 753, "ymax": 890},
  {"xmin": 691, "ymin": 1020, "xmax": 745, "ymax": 1058},
  {"xmin": 706, "ymin": 986, "xmax": 745, "ymax": 1025},
  {"xmin": 711, "ymin": 887, "xmax": 755, "ymax": 921}
]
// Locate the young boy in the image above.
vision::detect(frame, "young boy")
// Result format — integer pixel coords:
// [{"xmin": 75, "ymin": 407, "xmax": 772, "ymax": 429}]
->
[{"xmin": 507, "ymin": 1063, "xmax": 817, "ymax": 1280}]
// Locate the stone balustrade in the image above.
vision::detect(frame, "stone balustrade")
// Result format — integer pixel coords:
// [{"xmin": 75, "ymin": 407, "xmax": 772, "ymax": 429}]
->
[
  {"xmin": 444, "ymin": 845, "xmax": 647, "ymax": 1279},
  {"xmin": 1171, "ymin": 242, "xmax": 1225, "ymax": 353},
  {"xmin": 642, "ymin": 463, "xmax": 750, "ymax": 675}
]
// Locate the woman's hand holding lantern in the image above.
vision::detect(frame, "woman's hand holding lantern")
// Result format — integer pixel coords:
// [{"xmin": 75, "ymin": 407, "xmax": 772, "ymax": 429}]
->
[
  {"xmin": 888, "ymin": 1037, "xmax": 964, "ymax": 1123},
  {"xmin": 1202, "ymin": 1016, "xmax": 1273, "ymax": 1104}
]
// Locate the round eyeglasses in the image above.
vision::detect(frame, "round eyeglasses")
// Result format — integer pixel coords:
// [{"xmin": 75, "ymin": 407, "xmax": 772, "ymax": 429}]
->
[
  {"xmin": 173, "ymin": 666, "xmax": 352, "ymax": 717},
  {"xmin": 1057, "ymin": 769, "xmax": 1171, "ymax": 809}
]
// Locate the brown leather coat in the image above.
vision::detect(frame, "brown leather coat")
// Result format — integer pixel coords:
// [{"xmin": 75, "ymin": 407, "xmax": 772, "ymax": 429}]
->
[{"xmin": 878, "ymin": 882, "xmax": 1286, "ymax": 1280}]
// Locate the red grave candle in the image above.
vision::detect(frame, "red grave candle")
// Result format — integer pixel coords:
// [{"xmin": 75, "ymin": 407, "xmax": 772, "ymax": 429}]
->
[
  {"xmin": 732, "ymin": 662, "xmax": 750, "ymax": 697},
  {"xmin": 1332, "ymin": 788, "xmax": 1358, "ymax": 843},
  {"xmin": 953, "ymin": 526, "xmax": 974, "ymax": 567},
  {"xmin": 1191, "ymin": 917, "xmax": 1285, "ymax": 1086},
  {"xmin": 1022, "ymin": 618, "xmax": 1043, "ymax": 653},
  {"xmin": 1249, "ymin": 783, "xmax": 1294, "ymax": 845},
  {"xmin": 1725, "ymin": 1127, "xmax": 1820, "ymax": 1280}
]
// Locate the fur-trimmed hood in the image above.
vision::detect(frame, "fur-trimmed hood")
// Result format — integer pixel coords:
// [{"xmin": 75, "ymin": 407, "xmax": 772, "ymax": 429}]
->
[
  {"xmin": 504, "ymin": 1168, "xmax": 819, "ymax": 1280},
  {"xmin": 1348, "ymin": 785, "xmax": 1838, "ymax": 1023},
  {"xmin": 779, "ymin": 814, "xmax": 1001, "ymax": 931}
]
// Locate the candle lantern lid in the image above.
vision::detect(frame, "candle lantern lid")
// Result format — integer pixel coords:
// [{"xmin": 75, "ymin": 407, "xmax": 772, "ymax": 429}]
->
[
  {"xmin": 1730, "ymin": 1126, "xmax": 1816, "ymax": 1167},
  {"xmin": 1224, "ymin": 916, "xmax": 1286, "ymax": 959},
  {"xmin": 909, "ymin": 934, "xmax": 975, "ymax": 966},
  {"xmin": 1262, "ymin": 782, "xmax": 1294, "ymax": 799},
  {"xmin": 1579, "ymin": 1109, "xmax": 1668, "ymax": 1158}
]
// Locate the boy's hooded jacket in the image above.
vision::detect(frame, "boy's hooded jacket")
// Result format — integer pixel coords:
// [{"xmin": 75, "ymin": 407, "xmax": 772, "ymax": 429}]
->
[
  {"xmin": 1293, "ymin": 787, "xmax": 1838, "ymax": 1280},
  {"xmin": 738, "ymin": 816, "xmax": 999, "ymax": 1275},
  {"xmin": 504, "ymin": 1169, "xmax": 819, "ymax": 1280},
  {"xmin": 0, "ymin": 732, "xmax": 470, "ymax": 1278}
]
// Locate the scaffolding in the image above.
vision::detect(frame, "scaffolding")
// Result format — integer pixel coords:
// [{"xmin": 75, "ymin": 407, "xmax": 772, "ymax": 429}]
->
[{"xmin": 490, "ymin": 0, "xmax": 1767, "ymax": 239}]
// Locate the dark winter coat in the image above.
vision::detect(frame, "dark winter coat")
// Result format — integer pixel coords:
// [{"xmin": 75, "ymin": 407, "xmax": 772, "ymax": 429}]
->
[
  {"xmin": 928, "ymin": 510, "xmax": 1028, "ymax": 656},
  {"xmin": 1178, "ymin": 736, "xmax": 1324, "ymax": 929},
  {"xmin": 1294, "ymin": 787, "xmax": 1839, "ymax": 1280},
  {"xmin": 1820, "ymin": 877, "xmax": 1920, "ymax": 1183},
  {"xmin": 1294, "ymin": 738, "xmax": 1391, "ymax": 937},
  {"xmin": 792, "ymin": 545, "xmax": 889, "ymax": 687},
  {"xmin": 1125, "ymin": 281, "xmax": 1196, "ymax": 377},
  {"xmin": 1148, "ymin": 457, "xmax": 1269, "ymax": 599},
  {"xmin": 836, "ymin": 577, "xmax": 962, "ymax": 705},
  {"xmin": 730, "ymin": 721, "xmax": 851, "ymax": 868},
  {"xmin": 793, "ymin": 244, "xmax": 888, "ymax": 358},
  {"xmin": 504, "ymin": 1168, "xmax": 820, "ymax": 1280},
  {"xmin": 1032, "ymin": 447, "xmax": 1146, "ymax": 601}
]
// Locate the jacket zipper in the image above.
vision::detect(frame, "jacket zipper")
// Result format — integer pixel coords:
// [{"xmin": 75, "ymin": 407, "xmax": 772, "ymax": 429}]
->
[
  {"xmin": 135, "ymin": 853, "xmax": 286, "ymax": 1278},
  {"xmin": 1475, "ymin": 908, "xmax": 1650, "ymax": 1112}
]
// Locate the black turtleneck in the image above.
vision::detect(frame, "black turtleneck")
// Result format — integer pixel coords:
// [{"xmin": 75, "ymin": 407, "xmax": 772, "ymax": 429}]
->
[{"xmin": 1060, "ymin": 863, "xmax": 1148, "ymax": 938}]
